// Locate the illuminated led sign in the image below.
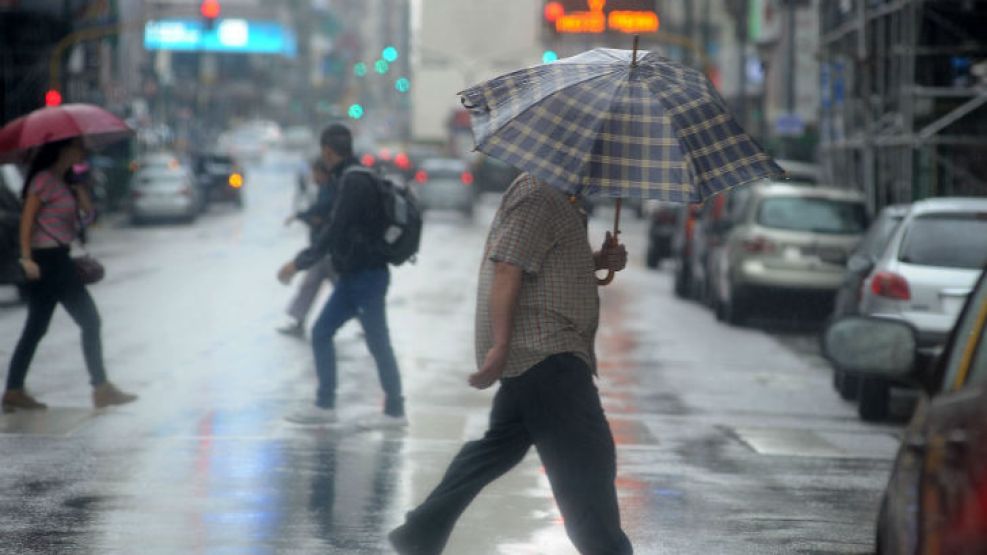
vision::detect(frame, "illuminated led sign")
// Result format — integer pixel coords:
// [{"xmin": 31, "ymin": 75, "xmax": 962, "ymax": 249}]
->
[
  {"xmin": 547, "ymin": 0, "xmax": 660, "ymax": 34},
  {"xmin": 144, "ymin": 19, "xmax": 297, "ymax": 57}
]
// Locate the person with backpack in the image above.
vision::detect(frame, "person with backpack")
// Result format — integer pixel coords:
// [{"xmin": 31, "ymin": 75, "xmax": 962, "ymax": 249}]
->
[
  {"xmin": 275, "ymin": 157, "xmax": 339, "ymax": 339},
  {"xmin": 277, "ymin": 124, "xmax": 408, "ymax": 428},
  {"xmin": 3, "ymin": 138, "xmax": 137, "ymax": 412}
]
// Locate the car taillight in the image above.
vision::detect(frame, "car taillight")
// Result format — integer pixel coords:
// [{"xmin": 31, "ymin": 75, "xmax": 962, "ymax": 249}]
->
[
  {"xmin": 414, "ymin": 170, "xmax": 428, "ymax": 184},
  {"xmin": 871, "ymin": 271, "xmax": 911, "ymax": 300},
  {"xmin": 461, "ymin": 171, "xmax": 474, "ymax": 185},
  {"xmin": 742, "ymin": 236, "xmax": 776, "ymax": 254},
  {"xmin": 361, "ymin": 153, "xmax": 376, "ymax": 167}
]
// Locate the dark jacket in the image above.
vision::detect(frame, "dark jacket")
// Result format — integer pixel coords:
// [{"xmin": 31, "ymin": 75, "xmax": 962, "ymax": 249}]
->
[
  {"xmin": 294, "ymin": 157, "xmax": 387, "ymax": 274},
  {"xmin": 296, "ymin": 176, "xmax": 338, "ymax": 243}
]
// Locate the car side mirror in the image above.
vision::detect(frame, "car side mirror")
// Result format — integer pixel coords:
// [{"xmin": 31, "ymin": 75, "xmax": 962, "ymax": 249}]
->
[
  {"xmin": 846, "ymin": 254, "xmax": 874, "ymax": 274},
  {"xmin": 823, "ymin": 317, "xmax": 918, "ymax": 380}
]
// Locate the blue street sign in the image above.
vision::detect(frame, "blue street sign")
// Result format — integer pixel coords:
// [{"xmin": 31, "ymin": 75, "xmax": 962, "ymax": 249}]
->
[{"xmin": 145, "ymin": 19, "xmax": 298, "ymax": 57}]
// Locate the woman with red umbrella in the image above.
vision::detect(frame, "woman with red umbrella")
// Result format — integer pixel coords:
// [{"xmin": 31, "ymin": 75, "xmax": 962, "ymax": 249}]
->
[{"xmin": 1, "ymin": 104, "xmax": 137, "ymax": 412}]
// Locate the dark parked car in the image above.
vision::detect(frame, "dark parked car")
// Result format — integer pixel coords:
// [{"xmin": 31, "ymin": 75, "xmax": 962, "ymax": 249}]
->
[
  {"xmin": 671, "ymin": 203, "xmax": 702, "ymax": 298},
  {"xmin": 829, "ymin": 204, "xmax": 909, "ymax": 401},
  {"xmin": 471, "ymin": 154, "xmax": 520, "ymax": 195},
  {"xmin": 824, "ymin": 265, "xmax": 987, "ymax": 554},
  {"xmin": 193, "ymin": 152, "xmax": 244, "ymax": 209},
  {"xmin": 644, "ymin": 201, "xmax": 678, "ymax": 269},
  {"xmin": 0, "ymin": 164, "xmax": 26, "ymax": 300}
]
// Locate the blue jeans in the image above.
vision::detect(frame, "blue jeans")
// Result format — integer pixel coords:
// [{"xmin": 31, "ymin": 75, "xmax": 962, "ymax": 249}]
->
[{"xmin": 311, "ymin": 268, "xmax": 403, "ymax": 415}]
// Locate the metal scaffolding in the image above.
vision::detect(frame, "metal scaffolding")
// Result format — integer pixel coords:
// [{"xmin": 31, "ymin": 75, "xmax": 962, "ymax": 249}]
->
[{"xmin": 818, "ymin": 0, "xmax": 987, "ymax": 212}]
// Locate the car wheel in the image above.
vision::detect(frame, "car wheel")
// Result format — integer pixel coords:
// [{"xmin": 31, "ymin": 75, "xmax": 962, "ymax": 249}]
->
[
  {"xmin": 837, "ymin": 372, "xmax": 860, "ymax": 401},
  {"xmin": 722, "ymin": 280, "xmax": 749, "ymax": 325},
  {"xmin": 858, "ymin": 377, "xmax": 890, "ymax": 421},
  {"xmin": 673, "ymin": 262, "xmax": 690, "ymax": 298},
  {"xmin": 646, "ymin": 246, "xmax": 661, "ymax": 269}
]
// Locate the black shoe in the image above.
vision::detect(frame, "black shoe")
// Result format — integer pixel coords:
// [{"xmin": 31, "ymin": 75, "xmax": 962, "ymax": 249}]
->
[{"xmin": 388, "ymin": 525, "xmax": 432, "ymax": 555}]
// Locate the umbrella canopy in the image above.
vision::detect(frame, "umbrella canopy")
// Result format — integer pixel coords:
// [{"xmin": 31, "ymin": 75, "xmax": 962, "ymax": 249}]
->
[
  {"xmin": 0, "ymin": 103, "xmax": 133, "ymax": 164},
  {"xmin": 460, "ymin": 48, "xmax": 783, "ymax": 203}
]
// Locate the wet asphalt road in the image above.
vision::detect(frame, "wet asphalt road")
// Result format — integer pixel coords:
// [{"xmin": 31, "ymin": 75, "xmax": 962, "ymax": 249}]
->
[{"xmin": 0, "ymin": 152, "xmax": 902, "ymax": 554}]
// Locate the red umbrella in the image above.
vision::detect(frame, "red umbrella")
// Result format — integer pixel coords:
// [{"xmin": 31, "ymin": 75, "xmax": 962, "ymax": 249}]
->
[{"xmin": 0, "ymin": 103, "xmax": 133, "ymax": 163}]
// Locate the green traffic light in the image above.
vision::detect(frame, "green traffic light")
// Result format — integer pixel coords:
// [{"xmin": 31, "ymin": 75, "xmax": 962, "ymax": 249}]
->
[
  {"xmin": 395, "ymin": 77, "xmax": 410, "ymax": 93},
  {"xmin": 348, "ymin": 104, "xmax": 364, "ymax": 120},
  {"xmin": 382, "ymin": 46, "xmax": 399, "ymax": 63},
  {"xmin": 353, "ymin": 62, "xmax": 367, "ymax": 77},
  {"xmin": 374, "ymin": 59, "xmax": 389, "ymax": 74},
  {"xmin": 542, "ymin": 50, "xmax": 559, "ymax": 63}
]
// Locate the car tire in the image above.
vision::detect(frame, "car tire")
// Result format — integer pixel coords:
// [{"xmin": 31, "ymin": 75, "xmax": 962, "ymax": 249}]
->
[
  {"xmin": 858, "ymin": 377, "xmax": 890, "ymax": 421},
  {"xmin": 673, "ymin": 262, "xmax": 690, "ymax": 298},
  {"xmin": 722, "ymin": 280, "xmax": 749, "ymax": 326},
  {"xmin": 646, "ymin": 246, "xmax": 661, "ymax": 269},
  {"xmin": 837, "ymin": 372, "xmax": 860, "ymax": 401}
]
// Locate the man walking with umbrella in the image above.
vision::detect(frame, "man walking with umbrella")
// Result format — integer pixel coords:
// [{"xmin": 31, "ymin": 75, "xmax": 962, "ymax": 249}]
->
[
  {"xmin": 390, "ymin": 42, "xmax": 781, "ymax": 554},
  {"xmin": 389, "ymin": 173, "xmax": 633, "ymax": 554}
]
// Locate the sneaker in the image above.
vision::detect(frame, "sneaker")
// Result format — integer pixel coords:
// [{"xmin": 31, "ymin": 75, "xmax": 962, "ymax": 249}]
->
[
  {"xmin": 285, "ymin": 405, "xmax": 338, "ymax": 426},
  {"xmin": 275, "ymin": 319, "xmax": 305, "ymax": 339},
  {"xmin": 92, "ymin": 382, "xmax": 138, "ymax": 408},
  {"xmin": 358, "ymin": 413, "xmax": 408, "ymax": 431},
  {"xmin": 2, "ymin": 389, "xmax": 48, "ymax": 413},
  {"xmin": 388, "ymin": 524, "xmax": 437, "ymax": 555}
]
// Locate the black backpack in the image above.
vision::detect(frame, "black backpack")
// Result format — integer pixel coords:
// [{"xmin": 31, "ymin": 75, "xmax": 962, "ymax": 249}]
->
[{"xmin": 342, "ymin": 166, "xmax": 422, "ymax": 266}]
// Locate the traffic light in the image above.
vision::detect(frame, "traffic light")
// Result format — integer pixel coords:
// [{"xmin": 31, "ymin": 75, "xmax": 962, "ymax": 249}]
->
[
  {"xmin": 542, "ymin": 50, "xmax": 559, "ymax": 63},
  {"xmin": 394, "ymin": 77, "xmax": 410, "ymax": 93},
  {"xmin": 200, "ymin": 0, "xmax": 221, "ymax": 19},
  {"xmin": 382, "ymin": 46, "xmax": 399, "ymax": 63},
  {"xmin": 200, "ymin": 0, "xmax": 220, "ymax": 30},
  {"xmin": 353, "ymin": 62, "xmax": 368, "ymax": 77},
  {"xmin": 45, "ymin": 89, "xmax": 63, "ymax": 107},
  {"xmin": 374, "ymin": 60, "xmax": 390, "ymax": 74},
  {"xmin": 347, "ymin": 103, "xmax": 364, "ymax": 120}
]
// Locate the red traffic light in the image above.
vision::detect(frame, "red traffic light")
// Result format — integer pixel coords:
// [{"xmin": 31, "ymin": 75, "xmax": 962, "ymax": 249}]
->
[
  {"xmin": 45, "ymin": 89, "xmax": 63, "ymax": 107},
  {"xmin": 544, "ymin": 2, "xmax": 565, "ymax": 23},
  {"xmin": 200, "ymin": 0, "xmax": 221, "ymax": 19}
]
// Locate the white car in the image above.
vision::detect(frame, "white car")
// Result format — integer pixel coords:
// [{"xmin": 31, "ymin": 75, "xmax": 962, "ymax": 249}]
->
[
  {"xmin": 855, "ymin": 197, "xmax": 987, "ymax": 420},
  {"xmin": 128, "ymin": 167, "xmax": 201, "ymax": 224}
]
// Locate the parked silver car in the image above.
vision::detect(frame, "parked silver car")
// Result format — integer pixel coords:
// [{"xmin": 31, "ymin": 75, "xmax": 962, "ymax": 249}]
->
[
  {"xmin": 711, "ymin": 182, "xmax": 868, "ymax": 324},
  {"xmin": 830, "ymin": 204, "xmax": 909, "ymax": 401},
  {"xmin": 853, "ymin": 197, "xmax": 987, "ymax": 420}
]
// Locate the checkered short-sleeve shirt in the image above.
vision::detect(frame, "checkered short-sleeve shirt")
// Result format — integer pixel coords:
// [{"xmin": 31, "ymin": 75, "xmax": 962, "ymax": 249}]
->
[{"xmin": 475, "ymin": 174, "xmax": 599, "ymax": 378}]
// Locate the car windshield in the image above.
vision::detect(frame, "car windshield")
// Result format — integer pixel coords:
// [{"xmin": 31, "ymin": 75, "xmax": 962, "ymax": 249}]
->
[
  {"xmin": 757, "ymin": 196, "xmax": 867, "ymax": 234},
  {"xmin": 899, "ymin": 214, "xmax": 987, "ymax": 269}
]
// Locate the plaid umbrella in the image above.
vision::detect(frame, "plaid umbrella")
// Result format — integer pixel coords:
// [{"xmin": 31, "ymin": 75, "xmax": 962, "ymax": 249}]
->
[
  {"xmin": 460, "ymin": 45, "xmax": 783, "ymax": 284},
  {"xmin": 459, "ymin": 47, "xmax": 782, "ymax": 203}
]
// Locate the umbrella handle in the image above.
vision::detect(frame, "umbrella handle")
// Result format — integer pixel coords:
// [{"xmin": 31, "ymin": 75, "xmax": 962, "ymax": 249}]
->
[{"xmin": 596, "ymin": 199, "xmax": 622, "ymax": 286}]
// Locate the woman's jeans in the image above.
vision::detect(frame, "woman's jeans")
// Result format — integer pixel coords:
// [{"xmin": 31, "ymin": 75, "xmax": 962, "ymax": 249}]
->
[
  {"xmin": 6, "ymin": 247, "xmax": 107, "ymax": 390},
  {"xmin": 310, "ymin": 267, "xmax": 403, "ymax": 415}
]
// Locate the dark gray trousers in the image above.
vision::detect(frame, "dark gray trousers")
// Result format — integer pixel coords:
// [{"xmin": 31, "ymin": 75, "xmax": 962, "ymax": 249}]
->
[{"xmin": 391, "ymin": 353, "xmax": 632, "ymax": 555}]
